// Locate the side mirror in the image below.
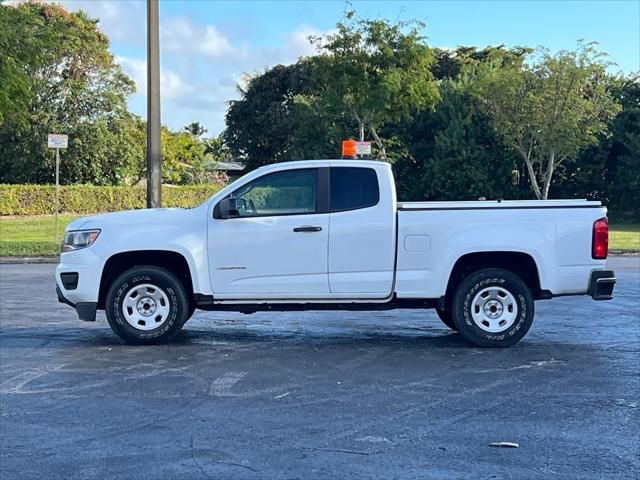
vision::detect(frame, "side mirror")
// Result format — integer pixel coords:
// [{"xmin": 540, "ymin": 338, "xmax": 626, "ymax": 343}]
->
[{"xmin": 218, "ymin": 197, "xmax": 239, "ymax": 219}]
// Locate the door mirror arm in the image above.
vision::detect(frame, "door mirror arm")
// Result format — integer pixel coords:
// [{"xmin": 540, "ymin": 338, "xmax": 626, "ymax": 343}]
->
[{"xmin": 217, "ymin": 196, "xmax": 240, "ymax": 219}]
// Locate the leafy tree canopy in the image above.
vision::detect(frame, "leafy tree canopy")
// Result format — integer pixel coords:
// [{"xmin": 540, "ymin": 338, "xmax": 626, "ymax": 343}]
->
[
  {"xmin": 431, "ymin": 45, "xmax": 532, "ymax": 81},
  {"xmin": 309, "ymin": 10, "xmax": 440, "ymax": 158},
  {"xmin": 225, "ymin": 61, "xmax": 321, "ymax": 170},
  {"xmin": 0, "ymin": 1, "xmax": 136, "ymax": 184},
  {"xmin": 469, "ymin": 42, "xmax": 621, "ymax": 199},
  {"xmin": 393, "ymin": 82, "xmax": 523, "ymax": 201}
]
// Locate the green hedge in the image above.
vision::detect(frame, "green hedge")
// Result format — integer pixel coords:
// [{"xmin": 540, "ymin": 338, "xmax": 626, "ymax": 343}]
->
[{"xmin": 0, "ymin": 184, "xmax": 224, "ymax": 215}]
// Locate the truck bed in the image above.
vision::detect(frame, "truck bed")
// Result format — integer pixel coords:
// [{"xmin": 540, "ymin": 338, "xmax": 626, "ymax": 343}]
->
[
  {"xmin": 395, "ymin": 198, "xmax": 608, "ymax": 299},
  {"xmin": 398, "ymin": 199, "xmax": 602, "ymax": 210}
]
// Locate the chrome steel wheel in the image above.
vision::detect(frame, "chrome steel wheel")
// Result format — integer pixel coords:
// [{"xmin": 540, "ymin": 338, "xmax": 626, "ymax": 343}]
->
[
  {"xmin": 121, "ymin": 283, "xmax": 170, "ymax": 331},
  {"xmin": 470, "ymin": 286, "xmax": 518, "ymax": 333}
]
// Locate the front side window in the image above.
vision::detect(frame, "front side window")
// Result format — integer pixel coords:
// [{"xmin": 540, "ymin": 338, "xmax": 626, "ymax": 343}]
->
[
  {"xmin": 232, "ymin": 168, "xmax": 317, "ymax": 217},
  {"xmin": 330, "ymin": 167, "xmax": 379, "ymax": 212}
]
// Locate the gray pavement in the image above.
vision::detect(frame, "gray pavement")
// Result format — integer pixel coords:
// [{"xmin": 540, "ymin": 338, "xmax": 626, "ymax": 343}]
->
[{"xmin": 0, "ymin": 258, "xmax": 639, "ymax": 479}]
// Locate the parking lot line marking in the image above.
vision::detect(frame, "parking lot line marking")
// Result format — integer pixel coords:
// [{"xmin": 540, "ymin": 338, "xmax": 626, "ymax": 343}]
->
[
  {"xmin": 0, "ymin": 365, "xmax": 65, "ymax": 394},
  {"xmin": 209, "ymin": 371, "xmax": 248, "ymax": 397}
]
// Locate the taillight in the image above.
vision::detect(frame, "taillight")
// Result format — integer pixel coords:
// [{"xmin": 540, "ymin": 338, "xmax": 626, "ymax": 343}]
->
[{"xmin": 592, "ymin": 217, "xmax": 608, "ymax": 259}]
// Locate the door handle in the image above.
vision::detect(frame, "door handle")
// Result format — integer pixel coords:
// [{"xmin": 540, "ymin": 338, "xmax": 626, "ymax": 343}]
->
[{"xmin": 293, "ymin": 226, "xmax": 322, "ymax": 232}]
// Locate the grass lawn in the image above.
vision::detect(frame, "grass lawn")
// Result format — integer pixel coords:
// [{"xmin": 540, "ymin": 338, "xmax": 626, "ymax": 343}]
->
[
  {"xmin": 609, "ymin": 223, "xmax": 640, "ymax": 251},
  {"xmin": 0, "ymin": 215, "xmax": 638, "ymax": 256},
  {"xmin": 0, "ymin": 215, "xmax": 78, "ymax": 256}
]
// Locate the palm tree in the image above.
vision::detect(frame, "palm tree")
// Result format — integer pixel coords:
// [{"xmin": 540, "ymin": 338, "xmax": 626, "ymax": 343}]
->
[{"xmin": 183, "ymin": 122, "xmax": 207, "ymax": 138}]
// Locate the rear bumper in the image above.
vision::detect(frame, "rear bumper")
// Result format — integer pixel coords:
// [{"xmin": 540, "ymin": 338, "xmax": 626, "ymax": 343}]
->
[
  {"xmin": 56, "ymin": 285, "xmax": 97, "ymax": 321},
  {"xmin": 588, "ymin": 270, "xmax": 616, "ymax": 300}
]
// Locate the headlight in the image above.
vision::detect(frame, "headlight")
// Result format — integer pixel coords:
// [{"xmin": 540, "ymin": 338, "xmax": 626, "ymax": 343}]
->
[{"xmin": 62, "ymin": 229, "xmax": 101, "ymax": 252}]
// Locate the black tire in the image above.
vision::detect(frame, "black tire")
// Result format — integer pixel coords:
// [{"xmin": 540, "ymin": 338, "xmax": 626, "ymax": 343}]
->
[
  {"xmin": 436, "ymin": 308, "xmax": 457, "ymax": 331},
  {"xmin": 451, "ymin": 268, "xmax": 534, "ymax": 348},
  {"xmin": 186, "ymin": 302, "xmax": 196, "ymax": 323},
  {"xmin": 105, "ymin": 265, "xmax": 190, "ymax": 345}
]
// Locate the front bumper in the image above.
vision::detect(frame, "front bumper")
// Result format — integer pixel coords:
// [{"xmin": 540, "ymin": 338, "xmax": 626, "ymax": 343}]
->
[
  {"xmin": 588, "ymin": 270, "xmax": 616, "ymax": 300},
  {"xmin": 55, "ymin": 249, "xmax": 103, "ymax": 321},
  {"xmin": 56, "ymin": 285, "xmax": 97, "ymax": 321}
]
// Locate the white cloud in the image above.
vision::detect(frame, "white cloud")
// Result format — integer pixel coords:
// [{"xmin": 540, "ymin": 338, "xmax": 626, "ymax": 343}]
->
[
  {"xmin": 283, "ymin": 24, "xmax": 323, "ymax": 59},
  {"xmin": 162, "ymin": 18, "xmax": 234, "ymax": 58},
  {"xmin": 202, "ymin": 25, "xmax": 234, "ymax": 57},
  {"xmin": 155, "ymin": 21, "xmax": 329, "ymax": 133},
  {"xmin": 57, "ymin": 0, "xmax": 145, "ymax": 44},
  {"xmin": 232, "ymin": 24, "xmax": 325, "ymax": 70},
  {"xmin": 43, "ymin": 1, "xmax": 331, "ymax": 134},
  {"xmin": 116, "ymin": 56, "xmax": 193, "ymax": 99},
  {"xmin": 162, "ymin": 69, "xmax": 193, "ymax": 99}
]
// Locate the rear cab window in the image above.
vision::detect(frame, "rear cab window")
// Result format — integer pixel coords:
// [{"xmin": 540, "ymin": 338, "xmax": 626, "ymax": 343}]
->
[{"xmin": 330, "ymin": 167, "xmax": 379, "ymax": 212}]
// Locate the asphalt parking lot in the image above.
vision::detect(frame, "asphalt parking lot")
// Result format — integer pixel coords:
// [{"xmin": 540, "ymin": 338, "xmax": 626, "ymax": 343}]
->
[{"xmin": 1, "ymin": 258, "xmax": 638, "ymax": 479}]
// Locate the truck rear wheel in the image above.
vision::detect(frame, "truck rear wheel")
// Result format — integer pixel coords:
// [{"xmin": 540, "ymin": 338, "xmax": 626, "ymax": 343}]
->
[
  {"xmin": 105, "ymin": 266, "xmax": 190, "ymax": 345},
  {"xmin": 452, "ymin": 268, "xmax": 534, "ymax": 348}
]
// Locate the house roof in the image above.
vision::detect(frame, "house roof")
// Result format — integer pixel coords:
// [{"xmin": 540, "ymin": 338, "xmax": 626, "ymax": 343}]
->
[{"xmin": 204, "ymin": 161, "xmax": 246, "ymax": 171}]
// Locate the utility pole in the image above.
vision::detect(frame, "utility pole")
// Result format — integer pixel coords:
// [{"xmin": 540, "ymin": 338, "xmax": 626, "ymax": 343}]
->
[{"xmin": 146, "ymin": 0, "xmax": 162, "ymax": 208}]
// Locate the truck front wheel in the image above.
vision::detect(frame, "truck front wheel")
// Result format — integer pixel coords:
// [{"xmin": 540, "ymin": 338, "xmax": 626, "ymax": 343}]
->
[
  {"xmin": 105, "ymin": 266, "xmax": 190, "ymax": 345},
  {"xmin": 452, "ymin": 268, "xmax": 534, "ymax": 348},
  {"xmin": 436, "ymin": 308, "xmax": 457, "ymax": 331}
]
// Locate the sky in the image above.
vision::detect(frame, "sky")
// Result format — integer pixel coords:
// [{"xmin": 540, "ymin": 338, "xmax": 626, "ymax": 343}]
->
[{"xmin": 54, "ymin": 0, "xmax": 640, "ymax": 135}]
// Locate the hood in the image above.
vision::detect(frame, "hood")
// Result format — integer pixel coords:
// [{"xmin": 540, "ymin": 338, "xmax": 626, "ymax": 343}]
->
[{"xmin": 66, "ymin": 208, "xmax": 189, "ymax": 231}]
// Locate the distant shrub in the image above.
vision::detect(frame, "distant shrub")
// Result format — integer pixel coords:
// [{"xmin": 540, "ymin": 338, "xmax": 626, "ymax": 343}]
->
[{"xmin": 0, "ymin": 184, "xmax": 224, "ymax": 215}]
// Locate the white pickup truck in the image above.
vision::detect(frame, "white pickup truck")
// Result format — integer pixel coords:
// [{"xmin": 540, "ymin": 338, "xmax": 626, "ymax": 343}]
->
[{"xmin": 56, "ymin": 160, "xmax": 615, "ymax": 347}]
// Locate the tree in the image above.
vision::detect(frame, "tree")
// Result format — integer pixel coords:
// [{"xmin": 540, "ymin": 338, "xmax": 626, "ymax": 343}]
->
[
  {"xmin": 60, "ymin": 113, "xmax": 146, "ymax": 185},
  {"xmin": 202, "ymin": 134, "xmax": 231, "ymax": 161},
  {"xmin": 225, "ymin": 12, "xmax": 443, "ymax": 169},
  {"xmin": 309, "ymin": 11, "xmax": 439, "ymax": 158},
  {"xmin": 603, "ymin": 75, "xmax": 640, "ymax": 218},
  {"xmin": 393, "ymin": 83, "xmax": 522, "ymax": 201},
  {"xmin": 161, "ymin": 128, "xmax": 208, "ymax": 185},
  {"xmin": 559, "ymin": 75, "xmax": 640, "ymax": 218},
  {"xmin": 224, "ymin": 62, "xmax": 330, "ymax": 170},
  {"xmin": 470, "ymin": 42, "xmax": 621, "ymax": 199},
  {"xmin": 0, "ymin": 3, "xmax": 43, "ymax": 127},
  {"xmin": 0, "ymin": 2, "xmax": 135, "ymax": 184},
  {"xmin": 431, "ymin": 45, "xmax": 531, "ymax": 81},
  {"xmin": 183, "ymin": 121, "xmax": 207, "ymax": 138}
]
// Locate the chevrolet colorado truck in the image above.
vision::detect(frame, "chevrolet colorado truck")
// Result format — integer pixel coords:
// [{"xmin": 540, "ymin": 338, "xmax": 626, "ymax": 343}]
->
[{"xmin": 56, "ymin": 160, "xmax": 616, "ymax": 347}]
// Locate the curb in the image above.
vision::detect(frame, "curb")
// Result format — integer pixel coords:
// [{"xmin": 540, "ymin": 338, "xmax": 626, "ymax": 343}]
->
[{"xmin": 0, "ymin": 256, "xmax": 59, "ymax": 264}]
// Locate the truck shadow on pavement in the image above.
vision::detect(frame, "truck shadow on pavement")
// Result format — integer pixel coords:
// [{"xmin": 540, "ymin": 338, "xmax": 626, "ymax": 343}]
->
[
  {"xmin": 0, "ymin": 323, "xmax": 470, "ymax": 349},
  {"xmin": 176, "ymin": 326, "xmax": 469, "ymax": 348}
]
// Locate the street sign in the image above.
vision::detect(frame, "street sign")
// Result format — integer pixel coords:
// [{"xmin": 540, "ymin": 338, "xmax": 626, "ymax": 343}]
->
[
  {"xmin": 47, "ymin": 134, "xmax": 68, "ymax": 243},
  {"xmin": 48, "ymin": 134, "xmax": 68, "ymax": 149},
  {"xmin": 355, "ymin": 141, "xmax": 371, "ymax": 155}
]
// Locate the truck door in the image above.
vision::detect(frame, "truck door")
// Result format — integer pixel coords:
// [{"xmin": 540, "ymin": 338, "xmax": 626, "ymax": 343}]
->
[
  {"xmin": 328, "ymin": 166, "xmax": 396, "ymax": 296},
  {"xmin": 209, "ymin": 168, "xmax": 330, "ymax": 299}
]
